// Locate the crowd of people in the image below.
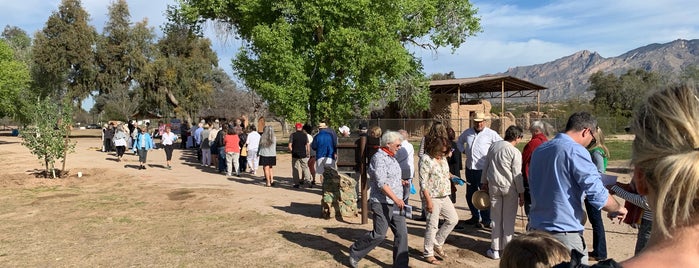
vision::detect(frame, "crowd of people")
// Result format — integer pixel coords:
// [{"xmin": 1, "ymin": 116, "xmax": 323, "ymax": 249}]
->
[
  {"xmin": 97, "ymin": 84, "xmax": 699, "ymax": 268},
  {"xmin": 351, "ymin": 84, "xmax": 699, "ymax": 268}
]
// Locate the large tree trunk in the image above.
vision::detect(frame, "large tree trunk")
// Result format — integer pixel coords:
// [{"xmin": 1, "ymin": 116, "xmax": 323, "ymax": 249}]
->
[{"xmin": 160, "ymin": 86, "xmax": 179, "ymax": 107}]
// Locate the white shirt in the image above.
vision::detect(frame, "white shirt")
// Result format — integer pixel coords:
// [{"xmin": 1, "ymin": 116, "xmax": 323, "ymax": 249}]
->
[
  {"xmin": 395, "ymin": 139, "xmax": 415, "ymax": 179},
  {"xmin": 246, "ymin": 131, "xmax": 261, "ymax": 151},
  {"xmin": 457, "ymin": 127, "xmax": 502, "ymax": 170},
  {"xmin": 161, "ymin": 132, "xmax": 177, "ymax": 145}
]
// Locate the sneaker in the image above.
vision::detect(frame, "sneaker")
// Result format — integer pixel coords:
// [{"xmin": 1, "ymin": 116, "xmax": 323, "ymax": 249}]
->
[
  {"xmin": 486, "ymin": 249, "xmax": 500, "ymax": 260},
  {"xmin": 349, "ymin": 256, "xmax": 359, "ymax": 268},
  {"xmin": 293, "ymin": 184, "xmax": 300, "ymax": 188},
  {"xmin": 167, "ymin": 165, "xmax": 172, "ymax": 170}
]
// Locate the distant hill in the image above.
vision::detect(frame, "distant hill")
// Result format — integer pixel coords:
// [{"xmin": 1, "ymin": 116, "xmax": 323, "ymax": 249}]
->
[{"xmin": 499, "ymin": 39, "xmax": 699, "ymax": 101}]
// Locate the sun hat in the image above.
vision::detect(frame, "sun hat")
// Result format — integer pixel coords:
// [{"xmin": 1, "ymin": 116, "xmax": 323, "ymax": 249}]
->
[
  {"xmin": 472, "ymin": 190, "xmax": 491, "ymax": 210},
  {"xmin": 473, "ymin": 112, "xmax": 490, "ymax": 122}
]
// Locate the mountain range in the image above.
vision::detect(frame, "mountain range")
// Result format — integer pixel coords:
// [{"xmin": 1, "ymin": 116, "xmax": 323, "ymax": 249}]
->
[{"xmin": 499, "ymin": 39, "xmax": 699, "ymax": 101}]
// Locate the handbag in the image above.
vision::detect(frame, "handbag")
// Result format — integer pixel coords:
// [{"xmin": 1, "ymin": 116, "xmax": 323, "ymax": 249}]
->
[{"xmin": 241, "ymin": 144, "xmax": 248, "ymax": 157}]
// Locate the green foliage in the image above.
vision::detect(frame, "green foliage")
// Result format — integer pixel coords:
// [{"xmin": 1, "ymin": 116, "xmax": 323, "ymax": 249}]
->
[
  {"xmin": 181, "ymin": 0, "xmax": 481, "ymax": 125},
  {"xmin": 136, "ymin": 5, "xmax": 218, "ymax": 120},
  {"xmin": 588, "ymin": 69, "xmax": 662, "ymax": 118},
  {"xmin": 20, "ymin": 98, "xmax": 76, "ymax": 178},
  {"xmin": 31, "ymin": 0, "xmax": 97, "ymax": 102},
  {"xmin": 0, "ymin": 40, "xmax": 30, "ymax": 118},
  {"xmin": 605, "ymin": 140, "xmax": 632, "ymax": 161}
]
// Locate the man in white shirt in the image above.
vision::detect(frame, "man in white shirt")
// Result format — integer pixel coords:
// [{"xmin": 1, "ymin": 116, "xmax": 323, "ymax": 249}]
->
[
  {"xmin": 457, "ymin": 112, "xmax": 503, "ymax": 228},
  {"xmin": 245, "ymin": 125, "xmax": 262, "ymax": 175}
]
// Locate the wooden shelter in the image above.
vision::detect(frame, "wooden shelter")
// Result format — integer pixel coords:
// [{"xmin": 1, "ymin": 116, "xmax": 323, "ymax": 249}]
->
[{"xmin": 429, "ymin": 75, "xmax": 547, "ymax": 134}]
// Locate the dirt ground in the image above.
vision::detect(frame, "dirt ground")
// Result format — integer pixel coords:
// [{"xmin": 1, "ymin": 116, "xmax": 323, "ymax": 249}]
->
[{"xmin": 0, "ymin": 129, "xmax": 639, "ymax": 267}]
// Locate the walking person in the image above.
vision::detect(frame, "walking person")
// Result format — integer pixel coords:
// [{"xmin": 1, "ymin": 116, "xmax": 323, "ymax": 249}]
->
[
  {"xmin": 223, "ymin": 126, "xmax": 241, "ymax": 177},
  {"xmin": 113, "ymin": 124, "xmax": 128, "ymax": 162},
  {"xmin": 586, "ymin": 126, "xmax": 610, "ymax": 261},
  {"xmin": 457, "ymin": 112, "xmax": 503, "ymax": 228},
  {"xmin": 311, "ymin": 122, "xmax": 337, "ymax": 186},
  {"xmin": 446, "ymin": 127, "xmax": 462, "ymax": 204},
  {"xmin": 246, "ymin": 125, "xmax": 261, "ymax": 175},
  {"xmin": 521, "ymin": 120, "xmax": 549, "ymax": 216},
  {"xmin": 480, "ymin": 125, "xmax": 525, "ymax": 260},
  {"xmin": 238, "ymin": 126, "xmax": 248, "ymax": 173},
  {"xmin": 258, "ymin": 125, "xmax": 277, "ymax": 187},
  {"xmin": 416, "ymin": 121, "xmax": 449, "ymax": 221},
  {"xmin": 528, "ymin": 112, "xmax": 626, "ymax": 264},
  {"xmin": 200, "ymin": 123, "xmax": 212, "ymax": 167},
  {"xmin": 395, "ymin": 129, "xmax": 414, "ymax": 204},
  {"xmin": 161, "ymin": 125, "xmax": 177, "ymax": 169},
  {"xmin": 214, "ymin": 124, "xmax": 228, "ymax": 174},
  {"xmin": 133, "ymin": 125, "xmax": 155, "ymax": 170},
  {"xmin": 419, "ymin": 135, "xmax": 459, "ymax": 265},
  {"xmin": 209, "ymin": 122, "xmax": 220, "ymax": 168},
  {"xmin": 289, "ymin": 122, "xmax": 311, "ymax": 188},
  {"xmin": 349, "ymin": 131, "xmax": 409, "ymax": 268}
]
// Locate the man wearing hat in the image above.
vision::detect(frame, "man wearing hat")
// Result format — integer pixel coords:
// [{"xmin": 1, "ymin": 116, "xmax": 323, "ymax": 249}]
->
[
  {"xmin": 457, "ymin": 111, "xmax": 503, "ymax": 228},
  {"xmin": 311, "ymin": 122, "xmax": 337, "ymax": 185},
  {"xmin": 289, "ymin": 122, "xmax": 311, "ymax": 188}
]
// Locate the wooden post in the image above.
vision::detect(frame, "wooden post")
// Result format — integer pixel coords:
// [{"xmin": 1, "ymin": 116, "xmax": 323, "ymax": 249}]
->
[{"xmin": 360, "ymin": 135, "xmax": 368, "ymax": 224}]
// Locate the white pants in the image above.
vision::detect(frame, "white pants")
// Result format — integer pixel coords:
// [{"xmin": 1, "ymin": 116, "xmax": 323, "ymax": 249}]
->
[
  {"xmin": 247, "ymin": 150, "xmax": 259, "ymax": 172},
  {"xmin": 490, "ymin": 190, "xmax": 519, "ymax": 251},
  {"xmin": 226, "ymin": 152, "xmax": 240, "ymax": 176}
]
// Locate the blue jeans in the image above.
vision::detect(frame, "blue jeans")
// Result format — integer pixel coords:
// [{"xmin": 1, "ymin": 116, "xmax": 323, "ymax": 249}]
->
[
  {"xmin": 465, "ymin": 169, "xmax": 490, "ymax": 224},
  {"xmin": 584, "ymin": 198, "xmax": 607, "ymax": 259},
  {"xmin": 218, "ymin": 147, "xmax": 227, "ymax": 172}
]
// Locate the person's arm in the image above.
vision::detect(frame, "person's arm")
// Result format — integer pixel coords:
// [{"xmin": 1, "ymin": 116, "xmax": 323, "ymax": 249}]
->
[
  {"xmin": 591, "ymin": 149, "xmax": 605, "ymax": 173},
  {"xmin": 611, "ymin": 185, "xmax": 651, "ymax": 211},
  {"xmin": 418, "ymin": 155, "xmax": 432, "ymax": 212},
  {"xmin": 288, "ymin": 134, "xmax": 293, "ymax": 151},
  {"xmin": 382, "ymin": 184, "xmax": 405, "ymax": 210},
  {"xmin": 457, "ymin": 131, "xmax": 466, "ymax": 153}
]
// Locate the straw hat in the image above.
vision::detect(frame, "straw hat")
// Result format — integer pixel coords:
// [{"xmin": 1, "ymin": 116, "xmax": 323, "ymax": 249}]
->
[
  {"xmin": 318, "ymin": 122, "xmax": 328, "ymax": 129},
  {"xmin": 473, "ymin": 112, "xmax": 490, "ymax": 122},
  {"xmin": 472, "ymin": 190, "xmax": 491, "ymax": 210}
]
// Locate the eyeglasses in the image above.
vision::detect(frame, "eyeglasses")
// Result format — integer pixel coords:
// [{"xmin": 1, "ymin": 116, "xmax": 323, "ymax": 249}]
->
[{"xmin": 586, "ymin": 128, "xmax": 597, "ymax": 148}]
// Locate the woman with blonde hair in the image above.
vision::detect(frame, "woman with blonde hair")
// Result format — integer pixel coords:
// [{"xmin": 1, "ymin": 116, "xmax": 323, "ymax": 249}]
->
[
  {"xmin": 586, "ymin": 126, "xmax": 610, "ymax": 261},
  {"xmin": 614, "ymin": 84, "xmax": 699, "ymax": 267}
]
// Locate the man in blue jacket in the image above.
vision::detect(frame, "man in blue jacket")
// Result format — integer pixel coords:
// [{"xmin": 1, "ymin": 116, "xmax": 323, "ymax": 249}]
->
[{"xmin": 311, "ymin": 122, "xmax": 337, "ymax": 184}]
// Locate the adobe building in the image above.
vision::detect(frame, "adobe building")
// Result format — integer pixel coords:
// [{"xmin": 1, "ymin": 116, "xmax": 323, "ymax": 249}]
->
[{"xmin": 429, "ymin": 76, "xmax": 548, "ymax": 135}]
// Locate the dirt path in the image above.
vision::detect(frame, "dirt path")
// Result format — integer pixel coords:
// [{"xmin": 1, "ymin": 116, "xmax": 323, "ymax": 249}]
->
[{"xmin": 0, "ymin": 131, "xmax": 638, "ymax": 267}]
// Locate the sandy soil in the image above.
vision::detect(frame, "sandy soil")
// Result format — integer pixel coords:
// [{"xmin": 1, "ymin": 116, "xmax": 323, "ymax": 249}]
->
[{"xmin": 0, "ymin": 129, "xmax": 639, "ymax": 267}]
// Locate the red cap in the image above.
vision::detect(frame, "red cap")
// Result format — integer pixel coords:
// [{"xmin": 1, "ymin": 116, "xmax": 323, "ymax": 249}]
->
[{"xmin": 295, "ymin": 123, "xmax": 303, "ymax": 129}]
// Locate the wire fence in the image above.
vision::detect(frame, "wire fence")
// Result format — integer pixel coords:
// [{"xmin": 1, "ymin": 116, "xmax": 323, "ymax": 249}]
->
[{"xmin": 339, "ymin": 116, "xmax": 630, "ymax": 139}]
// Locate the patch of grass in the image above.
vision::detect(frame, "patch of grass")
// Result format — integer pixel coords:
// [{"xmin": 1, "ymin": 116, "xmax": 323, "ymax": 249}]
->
[
  {"xmin": 114, "ymin": 216, "xmax": 132, "ymax": 223},
  {"xmin": 25, "ymin": 186, "xmax": 60, "ymax": 193},
  {"xmin": 606, "ymin": 140, "xmax": 632, "ymax": 161}
]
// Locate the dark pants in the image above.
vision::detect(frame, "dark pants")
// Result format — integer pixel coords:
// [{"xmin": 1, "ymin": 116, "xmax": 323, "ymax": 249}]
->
[
  {"xmin": 218, "ymin": 147, "xmax": 227, "ymax": 172},
  {"xmin": 164, "ymin": 144, "xmax": 174, "ymax": 161},
  {"xmin": 239, "ymin": 154, "xmax": 248, "ymax": 173},
  {"xmin": 349, "ymin": 202, "xmax": 409, "ymax": 267},
  {"xmin": 104, "ymin": 138, "xmax": 113, "ymax": 152},
  {"xmin": 137, "ymin": 148, "xmax": 148, "ymax": 163},
  {"xmin": 585, "ymin": 198, "xmax": 607, "ymax": 259},
  {"xmin": 635, "ymin": 218, "xmax": 652, "ymax": 255},
  {"xmin": 116, "ymin": 146, "xmax": 126, "ymax": 158},
  {"xmin": 523, "ymin": 180, "xmax": 532, "ymax": 216},
  {"xmin": 465, "ymin": 169, "xmax": 490, "ymax": 224}
]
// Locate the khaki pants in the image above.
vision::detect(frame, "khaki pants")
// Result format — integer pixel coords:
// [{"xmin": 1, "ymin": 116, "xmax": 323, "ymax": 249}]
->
[
  {"xmin": 292, "ymin": 157, "xmax": 311, "ymax": 185},
  {"xmin": 424, "ymin": 196, "xmax": 459, "ymax": 257},
  {"xmin": 226, "ymin": 152, "xmax": 240, "ymax": 176}
]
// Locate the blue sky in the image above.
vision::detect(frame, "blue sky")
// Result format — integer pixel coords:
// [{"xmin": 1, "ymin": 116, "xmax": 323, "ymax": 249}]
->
[{"xmin": 2, "ymin": 0, "xmax": 698, "ymax": 108}]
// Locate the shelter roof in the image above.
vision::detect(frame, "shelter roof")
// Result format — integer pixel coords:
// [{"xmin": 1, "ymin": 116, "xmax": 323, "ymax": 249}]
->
[{"xmin": 429, "ymin": 75, "xmax": 547, "ymax": 99}]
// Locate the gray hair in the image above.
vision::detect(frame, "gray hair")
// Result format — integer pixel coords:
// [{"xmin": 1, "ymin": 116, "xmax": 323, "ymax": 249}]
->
[{"xmin": 380, "ymin": 130, "xmax": 403, "ymax": 147}]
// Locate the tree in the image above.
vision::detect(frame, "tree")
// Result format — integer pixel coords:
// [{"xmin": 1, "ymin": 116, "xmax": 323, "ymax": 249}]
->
[
  {"xmin": 2, "ymin": 26, "xmax": 32, "ymax": 64},
  {"xmin": 20, "ymin": 98, "xmax": 76, "ymax": 178},
  {"xmin": 198, "ymin": 68, "xmax": 268, "ymax": 122},
  {"xmin": 32, "ymin": 0, "xmax": 97, "ymax": 103},
  {"xmin": 588, "ymin": 69, "xmax": 662, "ymax": 117},
  {"xmin": 0, "ymin": 40, "xmax": 30, "ymax": 118},
  {"xmin": 180, "ymin": 0, "xmax": 481, "ymax": 125},
  {"xmin": 137, "ymin": 5, "xmax": 218, "ymax": 121}
]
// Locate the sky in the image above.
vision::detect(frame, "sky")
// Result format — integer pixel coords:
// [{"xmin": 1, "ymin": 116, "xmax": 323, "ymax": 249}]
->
[{"xmin": 2, "ymin": 0, "xmax": 699, "ymax": 108}]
